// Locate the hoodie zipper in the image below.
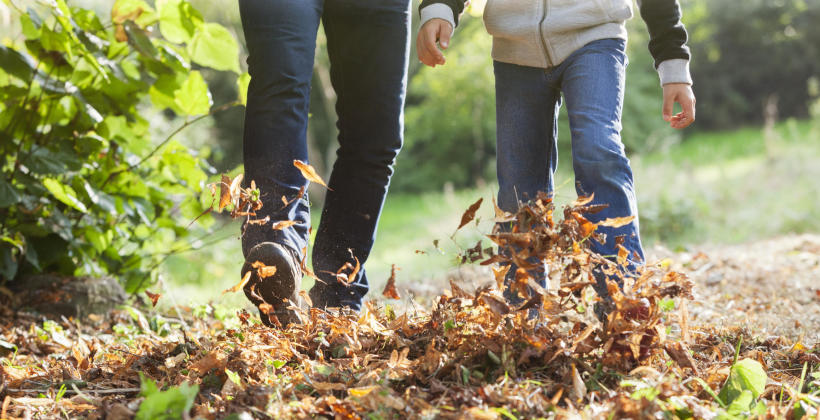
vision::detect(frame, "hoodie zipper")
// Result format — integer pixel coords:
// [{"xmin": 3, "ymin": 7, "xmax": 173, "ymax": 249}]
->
[{"xmin": 538, "ymin": 0, "xmax": 554, "ymax": 67}]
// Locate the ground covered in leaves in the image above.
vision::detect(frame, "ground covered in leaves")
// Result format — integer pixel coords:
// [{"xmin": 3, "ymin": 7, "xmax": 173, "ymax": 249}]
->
[{"xmin": 1, "ymin": 196, "xmax": 819, "ymax": 419}]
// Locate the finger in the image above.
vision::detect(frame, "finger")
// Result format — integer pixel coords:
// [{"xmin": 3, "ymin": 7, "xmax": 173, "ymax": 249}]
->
[
  {"xmin": 662, "ymin": 94, "xmax": 674, "ymax": 122},
  {"xmin": 676, "ymin": 95, "xmax": 696, "ymax": 128},
  {"xmin": 424, "ymin": 26, "xmax": 445, "ymax": 63},
  {"xmin": 439, "ymin": 23, "xmax": 452, "ymax": 50},
  {"xmin": 417, "ymin": 33, "xmax": 438, "ymax": 67}
]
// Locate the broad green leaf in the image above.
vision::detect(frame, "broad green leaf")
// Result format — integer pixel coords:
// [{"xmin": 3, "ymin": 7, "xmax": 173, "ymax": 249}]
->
[
  {"xmin": 237, "ymin": 72, "xmax": 250, "ymax": 106},
  {"xmin": 0, "ymin": 246, "xmax": 19, "ymax": 280},
  {"xmin": 43, "ymin": 178, "xmax": 88, "ymax": 213},
  {"xmin": 188, "ymin": 23, "xmax": 240, "ymax": 73},
  {"xmin": 157, "ymin": 0, "xmax": 203, "ymax": 44},
  {"xmin": 20, "ymin": 13, "xmax": 41, "ymax": 40},
  {"xmin": 225, "ymin": 368, "xmax": 241, "ymax": 386},
  {"xmin": 174, "ymin": 70, "xmax": 212, "ymax": 116},
  {"xmin": 719, "ymin": 358, "xmax": 767, "ymax": 404},
  {"xmin": 0, "ymin": 46, "xmax": 36, "ymax": 81},
  {"xmin": 725, "ymin": 390, "xmax": 754, "ymax": 418},
  {"xmin": 0, "ymin": 179, "xmax": 20, "ymax": 208},
  {"xmin": 112, "ymin": 0, "xmax": 157, "ymax": 27},
  {"xmin": 136, "ymin": 373, "xmax": 199, "ymax": 420}
]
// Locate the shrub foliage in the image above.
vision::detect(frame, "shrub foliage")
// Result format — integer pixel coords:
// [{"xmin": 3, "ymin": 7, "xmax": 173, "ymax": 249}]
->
[{"xmin": 0, "ymin": 0, "xmax": 247, "ymax": 290}]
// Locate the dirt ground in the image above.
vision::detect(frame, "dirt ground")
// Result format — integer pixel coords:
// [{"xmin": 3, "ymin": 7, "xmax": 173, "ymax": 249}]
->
[{"xmin": 656, "ymin": 233, "xmax": 820, "ymax": 345}]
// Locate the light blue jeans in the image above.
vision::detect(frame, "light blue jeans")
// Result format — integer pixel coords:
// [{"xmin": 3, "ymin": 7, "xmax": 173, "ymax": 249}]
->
[{"xmin": 494, "ymin": 38, "xmax": 644, "ymax": 299}]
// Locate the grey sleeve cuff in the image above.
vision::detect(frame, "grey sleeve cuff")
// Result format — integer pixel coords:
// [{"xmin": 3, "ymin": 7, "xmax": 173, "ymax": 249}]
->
[
  {"xmin": 420, "ymin": 3, "xmax": 456, "ymax": 29},
  {"xmin": 657, "ymin": 59, "xmax": 693, "ymax": 86}
]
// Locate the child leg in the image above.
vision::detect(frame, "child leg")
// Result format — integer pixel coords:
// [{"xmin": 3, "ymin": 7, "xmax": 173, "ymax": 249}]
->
[
  {"xmin": 560, "ymin": 38, "xmax": 645, "ymax": 278},
  {"xmin": 493, "ymin": 60, "xmax": 561, "ymax": 303}
]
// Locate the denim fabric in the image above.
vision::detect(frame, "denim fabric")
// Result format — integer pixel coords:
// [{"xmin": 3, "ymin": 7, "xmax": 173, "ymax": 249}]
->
[
  {"xmin": 494, "ymin": 38, "xmax": 645, "ymax": 300},
  {"xmin": 238, "ymin": 0, "xmax": 411, "ymax": 310}
]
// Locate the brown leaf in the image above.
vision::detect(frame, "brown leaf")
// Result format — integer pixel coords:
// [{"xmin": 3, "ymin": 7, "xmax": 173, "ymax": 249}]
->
[
  {"xmin": 597, "ymin": 215, "xmax": 635, "ymax": 228},
  {"xmin": 271, "ymin": 220, "xmax": 298, "ymax": 230},
  {"xmin": 571, "ymin": 193, "xmax": 595, "ymax": 207},
  {"xmin": 491, "ymin": 264, "xmax": 511, "ymax": 290},
  {"xmin": 382, "ymin": 265, "xmax": 401, "ymax": 300},
  {"xmin": 223, "ymin": 270, "xmax": 252, "ymax": 294},
  {"xmin": 190, "ymin": 351, "xmax": 228, "ymax": 376},
  {"xmin": 257, "ymin": 265, "xmax": 277, "ymax": 279},
  {"xmin": 571, "ymin": 212, "xmax": 597, "ymax": 238},
  {"xmin": 479, "ymin": 293, "xmax": 511, "ymax": 316},
  {"xmin": 663, "ymin": 341, "xmax": 700, "ymax": 375},
  {"xmin": 218, "ymin": 174, "xmax": 232, "ymax": 211},
  {"xmin": 293, "ymin": 160, "xmax": 330, "ymax": 189},
  {"xmin": 144, "ymin": 290, "xmax": 161, "ymax": 307},
  {"xmin": 457, "ymin": 198, "xmax": 483, "ymax": 230},
  {"xmin": 617, "ymin": 244, "xmax": 629, "ymax": 265},
  {"xmin": 492, "ymin": 197, "xmax": 515, "ymax": 223},
  {"xmin": 247, "ymin": 216, "xmax": 270, "ymax": 225},
  {"xmin": 229, "ymin": 173, "xmax": 244, "ymax": 203}
]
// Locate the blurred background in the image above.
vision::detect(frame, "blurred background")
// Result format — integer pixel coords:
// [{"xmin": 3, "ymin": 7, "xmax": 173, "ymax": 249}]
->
[{"xmin": 3, "ymin": 0, "xmax": 818, "ymax": 310}]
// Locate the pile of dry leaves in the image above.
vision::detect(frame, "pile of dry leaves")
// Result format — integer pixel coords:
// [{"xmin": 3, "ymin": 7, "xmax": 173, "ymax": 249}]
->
[{"xmin": 1, "ymin": 185, "xmax": 818, "ymax": 419}]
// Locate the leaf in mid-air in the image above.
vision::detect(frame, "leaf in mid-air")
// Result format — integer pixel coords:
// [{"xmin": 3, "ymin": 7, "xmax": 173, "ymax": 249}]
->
[
  {"xmin": 457, "ymin": 198, "xmax": 483, "ymax": 230},
  {"xmin": 271, "ymin": 220, "xmax": 298, "ymax": 231},
  {"xmin": 223, "ymin": 270, "xmax": 251, "ymax": 294},
  {"xmin": 145, "ymin": 290, "xmax": 161, "ymax": 307},
  {"xmin": 597, "ymin": 215, "xmax": 636, "ymax": 228},
  {"xmin": 293, "ymin": 160, "xmax": 329, "ymax": 189},
  {"xmin": 382, "ymin": 265, "xmax": 400, "ymax": 300}
]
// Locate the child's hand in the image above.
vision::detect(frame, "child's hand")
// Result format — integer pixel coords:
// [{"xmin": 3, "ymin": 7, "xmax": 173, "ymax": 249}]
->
[
  {"xmin": 417, "ymin": 18, "xmax": 453, "ymax": 67},
  {"xmin": 662, "ymin": 83, "xmax": 696, "ymax": 129}
]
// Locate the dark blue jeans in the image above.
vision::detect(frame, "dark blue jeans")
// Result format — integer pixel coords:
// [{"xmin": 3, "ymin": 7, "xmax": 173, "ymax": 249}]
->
[
  {"xmin": 494, "ymin": 38, "xmax": 645, "ymax": 299},
  {"xmin": 238, "ymin": 0, "xmax": 411, "ymax": 310}
]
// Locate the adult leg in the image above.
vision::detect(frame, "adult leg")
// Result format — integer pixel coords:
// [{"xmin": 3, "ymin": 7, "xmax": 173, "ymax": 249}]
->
[
  {"xmin": 493, "ymin": 60, "xmax": 561, "ymax": 304},
  {"xmin": 309, "ymin": 0, "xmax": 411, "ymax": 310},
  {"xmin": 238, "ymin": 0, "xmax": 323, "ymax": 325},
  {"xmin": 560, "ymin": 38, "xmax": 645, "ymax": 281},
  {"xmin": 238, "ymin": 0, "xmax": 323, "ymax": 259}
]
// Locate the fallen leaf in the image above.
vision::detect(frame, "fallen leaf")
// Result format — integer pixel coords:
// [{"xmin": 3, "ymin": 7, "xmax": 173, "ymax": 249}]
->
[
  {"xmin": 190, "ymin": 351, "xmax": 228, "ymax": 375},
  {"xmin": 457, "ymin": 198, "xmax": 483, "ymax": 230},
  {"xmin": 597, "ymin": 215, "xmax": 635, "ymax": 228},
  {"xmin": 664, "ymin": 341, "xmax": 700, "ymax": 375},
  {"xmin": 617, "ymin": 244, "xmax": 629, "ymax": 265},
  {"xmin": 571, "ymin": 212, "xmax": 597, "ymax": 238},
  {"xmin": 382, "ymin": 265, "xmax": 400, "ymax": 299},
  {"xmin": 293, "ymin": 160, "xmax": 330, "ymax": 189},
  {"xmin": 349, "ymin": 386, "xmax": 379, "ymax": 397},
  {"xmin": 223, "ymin": 270, "xmax": 252, "ymax": 294},
  {"xmin": 229, "ymin": 173, "xmax": 244, "ymax": 203},
  {"xmin": 257, "ymin": 265, "xmax": 277, "ymax": 279},
  {"xmin": 218, "ymin": 174, "xmax": 232, "ymax": 211},
  {"xmin": 571, "ymin": 193, "xmax": 595, "ymax": 207},
  {"xmin": 144, "ymin": 290, "xmax": 161, "ymax": 307},
  {"xmin": 271, "ymin": 220, "xmax": 298, "ymax": 230}
]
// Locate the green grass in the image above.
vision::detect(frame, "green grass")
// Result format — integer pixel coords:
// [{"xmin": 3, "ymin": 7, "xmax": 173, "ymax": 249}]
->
[{"xmin": 162, "ymin": 118, "xmax": 820, "ymax": 308}]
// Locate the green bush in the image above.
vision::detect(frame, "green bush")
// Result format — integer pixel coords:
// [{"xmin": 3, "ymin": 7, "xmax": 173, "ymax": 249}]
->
[{"xmin": 0, "ymin": 0, "xmax": 247, "ymax": 291}]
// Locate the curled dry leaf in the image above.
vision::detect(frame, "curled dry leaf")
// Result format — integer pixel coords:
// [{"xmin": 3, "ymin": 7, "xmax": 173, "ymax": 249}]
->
[
  {"xmin": 293, "ymin": 160, "xmax": 330, "ymax": 189},
  {"xmin": 571, "ymin": 193, "xmax": 595, "ymax": 207},
  {"xmin": 144, "ymin": 290, "xmax": 161, "ymax": 307},
  {"xmin": 597, "ymin": 215, "xmax": 636, "ymax": 228},
  {"xmin": 271, "ymin": 220, "xmax": 298, "ymax": 231},
  {"xmin": 223, "ymin": 270, "xmax": 252, "ymax": 294},
  {"xmin": 458, "ymin": 198, "xmax": 483, "ymax": 230},
  {"xmin": 382, "ymin": 265, "xmax": 401, "ymax": 300}
]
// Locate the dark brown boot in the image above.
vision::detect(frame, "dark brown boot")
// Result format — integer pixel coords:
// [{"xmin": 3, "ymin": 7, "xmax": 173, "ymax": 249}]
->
[{"xmin": 241, "ymin": 242, "xmax": 302, "ymax": 327}]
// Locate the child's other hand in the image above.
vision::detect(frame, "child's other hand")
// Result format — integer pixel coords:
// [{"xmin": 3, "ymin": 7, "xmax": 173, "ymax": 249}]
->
[
  {"xmin": 417, "ymin": 18, "xmax": 453, "ymax": 67},
  {"xmin": 662, "ymin": 83, "xmax": 696, "ymax": 129}
]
